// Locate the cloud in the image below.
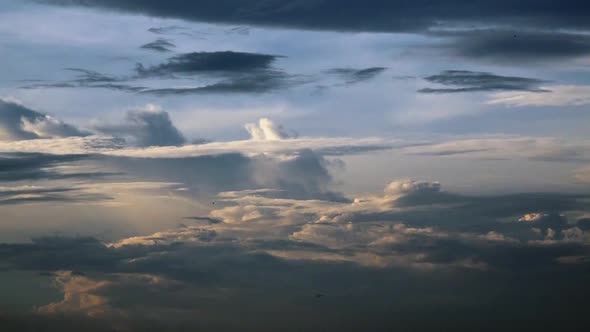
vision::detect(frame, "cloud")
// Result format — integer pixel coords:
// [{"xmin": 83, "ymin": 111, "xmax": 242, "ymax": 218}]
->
[
  {"xmin": 0, "ymin": 184, "xmax": 110, "ymax": 205},
  {"xmin": 488, "ymin": 85, "xmax": 590, "ymax": 107},
  {"xmin": 92, "ymin": 105, "xmax": 185, "ymax": 147},
  {"xmin": 140, "ymin": 71, "xmax": 294, "ymax": 95},
  {"xmin": 1, "ymin": 177, "xmax": 590, "ymax": 330},
  {"xmin": 0, "ymin": 99, "xmax": 87, "ymax": 141},
  {"xmin": 418, "ymin": 70, "xmax": 549, "ymax": 94},
  {"xmin": 36, "ymin": 271, "xmax": 115, "ymax": 318},
  {"xmin": 100, "ymin": 148, "xmax": 348, "ymax": 201},
  {"xmin": 148, "ymin": 25, "xmax": 193, "ymax": 36},
  {"xmin": 1, "ymin": 178, "xmax": 587, "ymax": 274},
  {"xmin": 63, "ymin": 68, "xmax": 119, "ymax": 84},
  {"xmin": 0, "ymin": 152, "xmax": 116, "ymax": 182},
  {"xmin": 21, "ymin": 52, "xmax": 296, "ymax": 95},
  {"xmin": 32, "ymin": 1, "xmax": 590, "ymax": 63},
  {"xmin": 401, "ymin": 136, "xmax": 590, "ymax": 163},
  {"xmin": 34, "ymin": 0, "xmax": 590, "ymax": 33},
  {"xmin": 132, "ymin": 51, "xmax": 297, "ymax": 94},
  {"xmin": 444, "ymin": 29, "xmax": 590, "ymax": 62},
  {"xmin": 326, "ymin": 67, "xmax": 387, "ymax": 85},
  {"xmin": 384, "ymin": 180, "xmax": 441, "ymax": 196},
  {"xmin": 139, "ymin": 38, "xmax": 175, "ymax": 52},
  {"xmin": 245, "ymin": 118, "xmax": 294, "ymax": 140},
  {"xmin": 135, "ymin": 51, "xmax": 282, "ymax": 77}
]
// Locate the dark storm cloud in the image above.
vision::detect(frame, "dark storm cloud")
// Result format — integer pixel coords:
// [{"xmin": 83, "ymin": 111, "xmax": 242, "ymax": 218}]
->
[
  {"xmin": 93, "ymin": 108, "xmax": 186, "ymax": 147},
  {"xmin": 326, "ymin": 67, "xmax": 387, "ymax": 85},
  {"xmin": 134, "ymin": 51, "xmax": 282, "ymax": 77},
  {"xmin": 140, "ymin": 38, "xmax": 176, "ymax": 52},
  {"xmin": 34, "ymin": 0, "xmax": 590, "ymax": 33},
  {"xmin": 418, "ymin": 70, "xmax": 549, "ymax": 93}
]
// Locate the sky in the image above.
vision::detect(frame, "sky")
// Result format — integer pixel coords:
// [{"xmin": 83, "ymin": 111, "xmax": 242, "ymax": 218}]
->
[{"xmin": 1, "ymin": 1, "xmax": 590, "ymax": 331}]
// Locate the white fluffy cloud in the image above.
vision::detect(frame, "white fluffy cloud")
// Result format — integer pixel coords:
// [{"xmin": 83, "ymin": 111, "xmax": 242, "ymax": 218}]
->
[
  {"xmin": 384, "ymin": 180, "xmax": 441, "ymax": 196},
  {"xmin": 244, "ymin": 118, "xmax": 294, "ymax": 141}
]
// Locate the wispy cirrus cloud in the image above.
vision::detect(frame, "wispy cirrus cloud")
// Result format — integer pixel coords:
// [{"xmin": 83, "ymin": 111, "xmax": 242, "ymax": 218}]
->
[{"xmin": 488, "ymin": 85, "xmax": 590, "ymax": 107}]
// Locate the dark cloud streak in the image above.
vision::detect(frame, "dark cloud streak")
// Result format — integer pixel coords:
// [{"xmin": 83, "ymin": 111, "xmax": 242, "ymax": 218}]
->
[
  {"xmin": 419, "ymin": 70, "xmax": 549, "ymax": 93},
  {"xmin": 140, "ymin": 38, "xmax": 176, "ymax": 52}
]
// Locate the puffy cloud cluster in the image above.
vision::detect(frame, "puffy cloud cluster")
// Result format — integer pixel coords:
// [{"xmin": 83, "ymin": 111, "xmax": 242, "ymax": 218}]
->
[
  {"xmin": 0, "ymin": 177, "xmax": 589, "ymax": 330},
  {"xmin": 93, "ymin": 105, "xmax": 186, "ymax": 147},
  {"xmin": 245, "ymin": 118, "xmax": 294, "ymax": 141},
  {"xmin": 0, "ymin": 99, "xmax": 87, "ymax": 141},
  {"xmin": 384, "ymin": 180, "xmax": 441, "ymax": 196}
]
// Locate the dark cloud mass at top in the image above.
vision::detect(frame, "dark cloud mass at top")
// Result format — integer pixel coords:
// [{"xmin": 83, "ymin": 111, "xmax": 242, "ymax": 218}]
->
[
  {"xmin": 34, "ymin": 0, "xmax": 590, "ymax": 32},
  {"xmin": 35, "ymin": 1, "xmax": 590, "ymax": 61}
]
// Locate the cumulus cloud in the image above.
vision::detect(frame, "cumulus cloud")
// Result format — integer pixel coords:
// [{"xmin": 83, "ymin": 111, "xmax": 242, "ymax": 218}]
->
[
  {"xmin": 0, "ymin": 99, "xmax": 87, "ymax": 141},
  {"xmin": 245, "ymin": 118, "xmax": 294, "ymax": 141},
  {"xmin": 1, "ymin": 177, "xmax": 590, "ymax": 330},
  {"xmin": 384, "ymin": 180, "xmax": 441, "ymax": 196},
  {"xmin": 93, "ymin": 105, "xmax": 185, "ymax": 147}
]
